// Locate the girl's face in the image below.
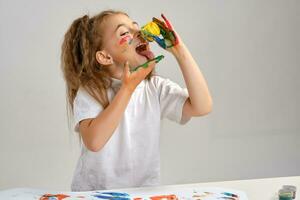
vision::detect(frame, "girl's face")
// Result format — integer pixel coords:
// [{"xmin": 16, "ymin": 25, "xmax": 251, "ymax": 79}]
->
[{"xmin": 99, "ymin": 14, "xmax": 154, "ymax": 69}]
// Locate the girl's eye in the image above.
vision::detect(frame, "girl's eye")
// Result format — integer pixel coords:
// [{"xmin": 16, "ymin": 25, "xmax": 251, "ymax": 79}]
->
[{"xmin": 120, "ymin": 31, "xmax": 129, "ymax": 36}]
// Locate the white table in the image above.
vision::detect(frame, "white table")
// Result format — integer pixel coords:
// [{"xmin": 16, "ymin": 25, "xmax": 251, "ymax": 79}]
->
[
  {"xmin": 166, "ymin": 176, "xmax": 299, "ymax": 200},
  {"xmin": 0, "ymin": 176, "xmax": 299, "ymax": 199}
]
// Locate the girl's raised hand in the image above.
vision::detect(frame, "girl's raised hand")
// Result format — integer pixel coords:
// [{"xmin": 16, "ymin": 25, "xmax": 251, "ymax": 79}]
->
[{"xmin": 121, "ymin": 60, "xmax": 156, "ymax": 93}]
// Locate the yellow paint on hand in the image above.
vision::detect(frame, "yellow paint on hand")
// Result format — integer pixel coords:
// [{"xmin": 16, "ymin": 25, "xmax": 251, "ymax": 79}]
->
[{"xmin": 141, "ymin": 22, "xmax": 160, "ymax": 42}]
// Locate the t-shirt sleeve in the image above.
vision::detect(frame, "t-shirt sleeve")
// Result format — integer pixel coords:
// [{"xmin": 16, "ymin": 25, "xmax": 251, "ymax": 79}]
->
[
  {"xmin": 73, "ymin": 87, "xmax": 104, "ymax": 133},
  {"xmin": 153, "ymin": 75, "xmax": 191, "ymax": 125}
]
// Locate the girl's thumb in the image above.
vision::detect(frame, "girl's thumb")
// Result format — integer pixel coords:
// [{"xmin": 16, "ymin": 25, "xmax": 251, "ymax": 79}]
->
[{"xmin": 123, "ymin": 61, "xmax": 130, "ymax": 78}]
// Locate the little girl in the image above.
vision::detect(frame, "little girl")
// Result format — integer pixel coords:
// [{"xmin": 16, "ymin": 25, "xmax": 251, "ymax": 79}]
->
[{"xmin": 61, "ymin": 10, "xmax": 212, "ymax": 191}]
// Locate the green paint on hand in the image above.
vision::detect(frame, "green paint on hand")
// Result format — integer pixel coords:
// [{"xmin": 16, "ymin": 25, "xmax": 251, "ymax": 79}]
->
[{"xmin": 130, "ymin": 55, "xmax": 164, "ymax": 72}]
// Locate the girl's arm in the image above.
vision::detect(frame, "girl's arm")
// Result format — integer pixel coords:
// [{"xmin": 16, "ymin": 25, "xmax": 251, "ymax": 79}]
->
[
  {"xmin": 172, "ymin": 42, "xmax": 213, "ymax": 119},
  {"xmin": 79, "ymin": 61, "xmax": 155, "ymax": 152},
  {"xmin": 156, "ymin": 14, "xmax": 212, "ymax": 119}
]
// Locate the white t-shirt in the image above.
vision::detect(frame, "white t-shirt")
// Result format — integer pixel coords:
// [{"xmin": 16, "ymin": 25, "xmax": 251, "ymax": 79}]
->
[{"xmin": 71, "ymin": 75, "xmax": 191, "ymax": 191}]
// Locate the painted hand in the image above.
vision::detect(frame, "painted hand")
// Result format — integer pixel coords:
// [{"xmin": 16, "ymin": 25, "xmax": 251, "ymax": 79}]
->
[
  {"xmin": 121, "ymin": 60, "xmax": 156, "ymax": 93},
  {"xmin": 141, "ymin": 14, "xmax": 180, "ymax": 50}
]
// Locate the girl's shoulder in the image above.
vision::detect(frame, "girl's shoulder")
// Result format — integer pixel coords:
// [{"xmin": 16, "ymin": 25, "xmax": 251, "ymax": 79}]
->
[
  {"xmin": 73, "ymin": 86, "xmax": 100, "ymax": 108},
  {"xmin": 148, "ymin": 75, "xmax": 179, "ymax": 91},
  {"xmin": 148, "ymin": 75, "xmax": 169, "ymax": 89},
  {"xmin": 74, "ymin": 86, "xmax": 89, "ymax": 102}
]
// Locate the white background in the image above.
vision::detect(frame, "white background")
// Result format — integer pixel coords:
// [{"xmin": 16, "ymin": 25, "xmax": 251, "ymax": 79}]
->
[{"xmin": 0, "ymin": 0, "xmax": 299, "ymax": 190}]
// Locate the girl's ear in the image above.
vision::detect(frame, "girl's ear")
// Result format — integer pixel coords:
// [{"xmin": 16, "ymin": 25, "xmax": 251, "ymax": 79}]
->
[{"xmin": 95, "ymin": 50, "xmax": 113, "ymax": 65}]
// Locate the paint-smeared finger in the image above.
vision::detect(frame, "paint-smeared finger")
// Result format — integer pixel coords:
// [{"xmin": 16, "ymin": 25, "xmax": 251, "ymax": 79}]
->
[
  {"xmin": 136, "ymin": 60, "xmax": 155, "ymax": 75},
  {"xmin": 161, "ymin": 14, "xmax": 173, "ymax": 30},
  {"xmin": 123, "ymin": 61, "xmax": 130, "ymax": 78},
  {"xmin": 161, "ymin": 14, "xmax": 179, "ymax": 46},
  {"xmin": 144, "ymin": 60, "xmax": 156, "ymax": 71},
  {"xmin": 152, "ymin": 17, "xmax": 167, "ymax": 30}
]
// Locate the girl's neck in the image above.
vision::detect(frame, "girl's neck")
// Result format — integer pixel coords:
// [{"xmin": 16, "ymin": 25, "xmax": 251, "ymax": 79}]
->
[{"xmin": 107, "ymin": 63, "xmax": 123, "ymax": 80}]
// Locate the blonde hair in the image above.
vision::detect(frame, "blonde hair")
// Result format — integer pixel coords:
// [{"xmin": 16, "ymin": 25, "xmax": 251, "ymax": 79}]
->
[{"xmin": 60, "ymin": 10, "xmax": 154, "ymax": 134}]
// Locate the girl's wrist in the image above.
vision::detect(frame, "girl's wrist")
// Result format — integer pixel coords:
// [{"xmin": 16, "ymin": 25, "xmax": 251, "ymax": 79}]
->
[
  {"xmin": 120, "ymin": 84, "xmax": 135, "ymax": 95},
  {"xmin": 171, "ymin": 43, "xmax": 186, "ymax": 58}
]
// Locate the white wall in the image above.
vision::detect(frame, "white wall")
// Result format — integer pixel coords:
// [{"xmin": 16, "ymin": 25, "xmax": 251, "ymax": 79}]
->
[{"xmin": 0, "ymin": 0, "xmax": 299, "ymax": 190}]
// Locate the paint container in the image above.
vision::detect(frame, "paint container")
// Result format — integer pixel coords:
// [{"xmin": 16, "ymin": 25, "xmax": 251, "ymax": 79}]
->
[
  {"xmin": 282, "ymin": 185, "xmax": 297, "ymax": 199},
  {"xmin": 278, "ymin": 188, "xmax": 293, "ymax": 200}
]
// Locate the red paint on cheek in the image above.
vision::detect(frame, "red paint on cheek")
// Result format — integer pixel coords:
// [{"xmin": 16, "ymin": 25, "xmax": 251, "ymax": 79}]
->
[{"xmin": 119, "ymin": 35, "xmax": 132, "ymax": 45}]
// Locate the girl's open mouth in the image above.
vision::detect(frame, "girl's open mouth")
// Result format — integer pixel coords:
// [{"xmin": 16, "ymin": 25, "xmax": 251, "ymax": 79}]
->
[{"xmin": 135, "ymin": 42, "xmax": 154, "ymax": 60}]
